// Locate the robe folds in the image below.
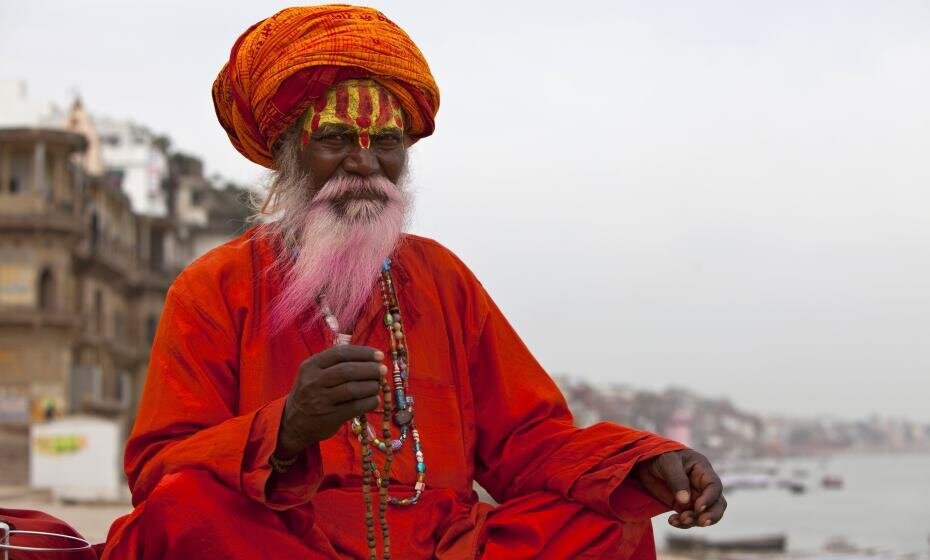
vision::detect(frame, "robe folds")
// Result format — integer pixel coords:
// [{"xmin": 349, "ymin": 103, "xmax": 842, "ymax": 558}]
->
[{"xmin": 101, "ymin": 227, "xmax": 685, "ymax": 559}]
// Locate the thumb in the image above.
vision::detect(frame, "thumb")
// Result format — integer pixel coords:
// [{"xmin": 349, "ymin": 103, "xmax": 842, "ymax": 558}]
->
[{"xmin": 655, "ymin": 453, "xmax": 691, "ymax": 507}]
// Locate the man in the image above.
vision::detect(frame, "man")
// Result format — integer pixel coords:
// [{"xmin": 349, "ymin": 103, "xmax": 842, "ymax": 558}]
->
[{"xmin": 101, "ymin": 6, "xmax": 725, "ymax": 559}]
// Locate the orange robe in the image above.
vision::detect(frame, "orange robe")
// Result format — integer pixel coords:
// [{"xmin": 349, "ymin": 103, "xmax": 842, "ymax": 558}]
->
[{"xmin": 101, "ymin": 228, "xmax": 685, "ymax": 559}]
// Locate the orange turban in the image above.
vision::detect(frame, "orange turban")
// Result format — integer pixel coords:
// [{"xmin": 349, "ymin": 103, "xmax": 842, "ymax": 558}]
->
[{"xmin": 212, "ymin": 5, "xmax": 440, "ymax": 169}]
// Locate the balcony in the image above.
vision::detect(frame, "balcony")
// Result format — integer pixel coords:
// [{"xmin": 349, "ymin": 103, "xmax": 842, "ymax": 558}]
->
[
  {"xmin": 0, "ymin": 307, "xmax": 81, "ymax": 330},
  {"xmin": 0, "ymin": 194, "xmax": 83, "ymax": 236}
]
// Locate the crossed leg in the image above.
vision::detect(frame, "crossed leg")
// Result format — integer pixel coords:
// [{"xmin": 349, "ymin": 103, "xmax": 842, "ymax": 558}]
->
[
  {"xmin": 478, "ymin": 490, "xmax": 656, "ymax": 560},
  {"xmin": 101, "ymin": 471, "xmax": 657, "ymax": 560}
]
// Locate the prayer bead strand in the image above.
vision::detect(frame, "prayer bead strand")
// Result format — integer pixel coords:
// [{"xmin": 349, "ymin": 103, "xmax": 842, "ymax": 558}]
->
[
  {"xmin": 320, "ymin": 258, "xmax": 427, "ymax": 560},
  {"xmin": 359, "ymin": 416, "xmax": 377, "ymax": 560},
  {"xmin": 378, "ymin": 351, "xmax": 394, "ymax": 559}
]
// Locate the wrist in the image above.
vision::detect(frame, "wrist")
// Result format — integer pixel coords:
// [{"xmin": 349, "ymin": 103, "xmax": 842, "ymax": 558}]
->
[
  {"xmin": 277, "ymin": 402, "xmax": 309, "ymax": 460},
  {"xmin": 269, "ymin": 451, "xmax": 299, "ymax": 473},
  {"xmin": 275, "ymin": 422, "xmax": 308, "ymax": 460}
]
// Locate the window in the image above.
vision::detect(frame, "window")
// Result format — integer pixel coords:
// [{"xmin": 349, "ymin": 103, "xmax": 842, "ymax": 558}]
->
[
  {"xmin": 145, "ymin": 314, "xmax": 158, "ymax": 344},
  {"xmin": 89, "ymin": 213, "xmax": 99, "ymax": 251},
  {"xmin": 114, "ymin": 311, "xmax": 126, "ymax": 341},
  {"xmin": 150, "ymin": 229, "xmax": 165, "ymax": 271},
  {"xmin": 38, "ymin": 268, "xmax": 55, "ymax": 311},
  {"xmin": 94, "ymin": 290, "xmax": 104, "ymax": 335},
  {"xmin": 9, "ymin": 150, "xmax": 30, "ymax": 194},
  {"xmin": 104, "ymin": 169, "xmax": 123, "ymax": 190}
]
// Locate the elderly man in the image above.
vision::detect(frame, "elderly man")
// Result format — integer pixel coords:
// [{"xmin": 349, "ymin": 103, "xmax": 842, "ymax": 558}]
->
[{"xmin": 101, "ymin": 6, "xmax": 725, "ymax": 560}]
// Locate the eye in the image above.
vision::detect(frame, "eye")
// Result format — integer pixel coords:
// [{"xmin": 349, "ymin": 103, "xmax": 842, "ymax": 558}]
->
[
  {"xmin": 316, "ymin": 132, "xmax": 351, "ymax": 148},
  {"xmin": 372, "ymin": 132, "xmax": 402, "ymax": 149}
]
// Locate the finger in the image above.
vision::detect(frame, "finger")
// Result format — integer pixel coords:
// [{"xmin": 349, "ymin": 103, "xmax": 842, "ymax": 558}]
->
[
  {"xmin": 677, "ymin": 510, "xmax": 697, "ymax": 528},
  {"xmin": 691, "ymin": 465, "xmax": 723, "ymax": 514},
  {"xmin": 329, "ymin": 380, "xmax": 381, "ymax": 404},
  {"xmin": 697, "ymin": 496, "xmax": 727, "ymax": 527},
  {"xmin": 310, "ymin": 345, "xmax": 383, "ymax": 369},
  {"xmin": 657, "ymin": 453, "xmax": 692, "ymax": 506},
  {"xmin": 669, "ymin": 512, "xmax": 696, "ymax": 529},
  {"xmin": 329, "ymin": 395, "xmax": 381, "ymax": 422},
  {"xmin": 322, "ymin": 361, "xmax": 386, "ymax": 386}
]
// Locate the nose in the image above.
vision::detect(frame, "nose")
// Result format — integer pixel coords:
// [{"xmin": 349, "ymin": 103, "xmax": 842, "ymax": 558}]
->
[{"xmin": 342, "ymin": 144, "xmax": 380, "ymax": 176}]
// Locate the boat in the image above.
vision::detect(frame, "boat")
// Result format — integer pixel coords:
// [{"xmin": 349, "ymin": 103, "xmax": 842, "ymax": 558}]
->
[
  {"xmin": 822, "ymin": 474, "xmax": 844, "ymax": 489},
  {"xmin": 720, "ymin": 473, "xmax": 771, "ymax": 491},
  {"xmin": 776, "ymin": 479, "xmax": 807, "ymax": 494},
  {"xmin": 666, "ymin": 533, "xmax": 787, "ymax": 552}
]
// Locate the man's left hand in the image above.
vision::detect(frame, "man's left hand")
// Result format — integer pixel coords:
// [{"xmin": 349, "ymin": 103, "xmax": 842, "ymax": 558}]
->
[{"xmin": 634, "ymin": 449, "xmax": 727, "ymax": 529}]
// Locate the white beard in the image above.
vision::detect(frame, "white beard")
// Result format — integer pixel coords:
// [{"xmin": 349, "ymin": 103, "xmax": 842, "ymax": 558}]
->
[{"xmin": 267, "ymin": 173, "xmax": 412, "ymax": 334}]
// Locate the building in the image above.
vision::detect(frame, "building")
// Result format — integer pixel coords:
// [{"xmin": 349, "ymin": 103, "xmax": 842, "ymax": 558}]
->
[
  {"xmin": 94, "ymin": 117, "xmax": 170, "ymax": 218},
  {"xmin": 0, "ymin": 81, "xmax": 59, "ymax": 130},
  {"xmin": 167, "ymin": 153, "xmax": 253, "ymax": 264},
  {"xmin": 0, "ymin": 88, "xmax": 251, "ymax": 486}
]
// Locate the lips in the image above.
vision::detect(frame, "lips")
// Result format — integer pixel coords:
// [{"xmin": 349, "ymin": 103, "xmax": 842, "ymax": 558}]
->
[
  {"xmin": 330, "ymin": 193, "xmax": 387, "ymax": 219},
  {"xmin": 331, "ymin": 190, "xmax": 388, "ymax": 205}
]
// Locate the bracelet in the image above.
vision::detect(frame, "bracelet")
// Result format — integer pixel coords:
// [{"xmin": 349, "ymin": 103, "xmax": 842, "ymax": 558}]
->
[{"xmin": 269, "ymin": 452, "xmax": 299, "ymax": 474}]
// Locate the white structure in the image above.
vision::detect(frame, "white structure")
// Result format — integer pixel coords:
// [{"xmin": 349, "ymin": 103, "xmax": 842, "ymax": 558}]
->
[
  {"xmin": 94, "ymin": 117, "xmax": 169, "ymax": 217},
  {"xmin": 30, "ymin": 416, "xmax": 126, "ymax": 502},
  {"xmin": 0, "ymin": 81, "xmax": 59, "ymax": 129},
  {"xmin": 0, "ymin": 81, "xmax": 170, "ymax": 218}
]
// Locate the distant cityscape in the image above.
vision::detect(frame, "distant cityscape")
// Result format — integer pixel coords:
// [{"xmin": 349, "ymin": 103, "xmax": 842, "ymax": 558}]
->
[
  {"xmin": 2, "ymin": 78, "xmax": 927, "ymax": 493},
  {"xmin": 556, "ymin": 377, "xmax": 930, "ymax": 459},
  {"xmin": 0, "ymin": 81, "xmax": 253, "ymax": 487}
]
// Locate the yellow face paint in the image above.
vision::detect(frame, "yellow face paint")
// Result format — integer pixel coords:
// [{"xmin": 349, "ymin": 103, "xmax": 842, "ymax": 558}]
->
[{"xmin": 300, "ymin": 79, "xmax": 405, "ymax": 149}]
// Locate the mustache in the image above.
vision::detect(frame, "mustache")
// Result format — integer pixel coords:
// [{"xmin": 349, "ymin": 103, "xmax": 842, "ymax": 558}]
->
[
  {"xmin": 266, "ymin": 171, "xmax": 411, "ymax": 335},
  {"xmin": 311, "ymin": 175, "xmax": 399, "ymax": 207}
]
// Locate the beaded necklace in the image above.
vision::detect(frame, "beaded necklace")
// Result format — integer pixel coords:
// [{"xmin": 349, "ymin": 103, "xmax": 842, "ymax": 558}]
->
[{"xmin": 320, "ymin": 258, "xmax": 426, "ymax": 560}]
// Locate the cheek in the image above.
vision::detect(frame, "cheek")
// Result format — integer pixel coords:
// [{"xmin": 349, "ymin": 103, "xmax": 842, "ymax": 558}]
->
[
  {"xmin": 381, "ymin": 151, "xmax": 407, "ymax": 181},
  {"xmin": 306, "ymin": 153, "xmax": 344, "ymax": 185}
]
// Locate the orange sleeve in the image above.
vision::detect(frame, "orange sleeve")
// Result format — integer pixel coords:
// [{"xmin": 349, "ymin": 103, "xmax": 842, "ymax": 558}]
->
[
  {"xmin": 124, "ymin": 276, "xmax": 321, "ymax": 511},
  {"xmin": 464, "ymin": 278, "xmax": 685, "ymax": 520}
]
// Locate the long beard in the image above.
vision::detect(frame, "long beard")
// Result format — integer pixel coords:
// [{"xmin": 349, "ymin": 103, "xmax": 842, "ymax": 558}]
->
[{"xmin": 268, "ymin": 174, "xmax": 411, "ymax": 335}]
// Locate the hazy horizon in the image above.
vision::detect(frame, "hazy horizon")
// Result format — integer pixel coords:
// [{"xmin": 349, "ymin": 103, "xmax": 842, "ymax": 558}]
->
[{"xmin": 3, "ymin": 0, "xmax": 928, "ymax": 422}]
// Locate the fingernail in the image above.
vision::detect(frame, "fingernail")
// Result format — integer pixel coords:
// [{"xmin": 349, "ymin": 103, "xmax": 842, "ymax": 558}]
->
[
  {"xmin": 379, "ymin": 364, "xmax": 388, "ymax": 374},
  {"xmin": 676, "ymin": 490, "xmax": 690, "ymax": 503},
  {"xmin": 699, "ymin": 504, "xmax": 707, "ymax": 513},
  {"xmin": 374, "ymin": 351, "xmax": 384, "ymax": 360},
  {"xmin": 703, "ymin": 520, "xmax": 712, "ymax": 527}
]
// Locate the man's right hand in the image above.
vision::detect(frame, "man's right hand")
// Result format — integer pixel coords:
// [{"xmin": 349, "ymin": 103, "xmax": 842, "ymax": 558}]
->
[{"xmin": 275, "ymin": 345, "xmax": 385, "ymax": 459}]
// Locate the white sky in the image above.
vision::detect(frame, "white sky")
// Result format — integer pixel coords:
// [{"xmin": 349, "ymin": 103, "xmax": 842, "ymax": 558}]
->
[{"xmin": 2, "ymin": 0, "xmax": 928, "ymax": 422}]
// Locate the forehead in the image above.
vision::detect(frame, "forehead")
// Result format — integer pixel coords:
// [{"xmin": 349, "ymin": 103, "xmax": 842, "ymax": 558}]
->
[{"xmin": 304, "ymin": 79, "xmax": 404, "ymax": 132}]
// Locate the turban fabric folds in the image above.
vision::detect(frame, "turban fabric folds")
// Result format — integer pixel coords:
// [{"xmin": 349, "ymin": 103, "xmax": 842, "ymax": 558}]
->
[{"xmin": 212, "ymin": 5, "xmax": 440, "ymax": 168}]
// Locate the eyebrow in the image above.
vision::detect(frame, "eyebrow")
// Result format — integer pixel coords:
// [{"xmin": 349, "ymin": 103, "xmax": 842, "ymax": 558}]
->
[
  {"xmin": 372, "ymin": 126, "xmax": 403, "ymax": 135},
  {"xmin": 312, "ymin": 123, "xmax": 355, "ymax": 136}
]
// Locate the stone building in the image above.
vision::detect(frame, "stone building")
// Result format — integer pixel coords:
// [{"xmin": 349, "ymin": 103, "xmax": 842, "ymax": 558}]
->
[
  {"xmin": 0, "ymin": 97, "xmax": 250, "ymax": 486},
  {"xmin": 0, "ymin": 126, "xmax": 171, "ymax": 485}
]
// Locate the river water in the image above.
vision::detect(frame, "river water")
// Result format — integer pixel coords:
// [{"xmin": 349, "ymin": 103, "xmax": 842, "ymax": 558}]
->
[{"xmin": 653, "ymin": 453, "xmax": 930, "ymax": 557}]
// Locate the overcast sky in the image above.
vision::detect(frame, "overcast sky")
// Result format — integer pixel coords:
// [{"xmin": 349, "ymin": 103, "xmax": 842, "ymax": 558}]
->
[{"xmin": 3, "ymin": 0, "xmax": 928, "ymax": 422}]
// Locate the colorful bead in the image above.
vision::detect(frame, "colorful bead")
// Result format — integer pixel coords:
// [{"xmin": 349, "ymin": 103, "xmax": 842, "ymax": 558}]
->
[{"xmin": 319, "ymin": 258, "xmax": 426, "ymax": 560}]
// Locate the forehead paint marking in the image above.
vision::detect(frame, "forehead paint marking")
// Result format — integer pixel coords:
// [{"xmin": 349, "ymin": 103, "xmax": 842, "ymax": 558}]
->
[
  {"xmin": 376, "ymin": 88, "xmax": 392, "ymax": 128},
  {"xmin": 300, "ymin": 80, "xmax": 405, "ymax": 149},
  {"xmin": 356, "ymin": 87, "xmax": 372, "ymax": 129},
  {"xmin": 356, "ymin": 87, "xmax": 373, "ymax": 148},
  {"xmin": 310, "ymin": 94, "xmax": 328, "ymax": 131},
  {"xmin": 335, "ymin": 87, "xmax": 350, "ymax": 122}
]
